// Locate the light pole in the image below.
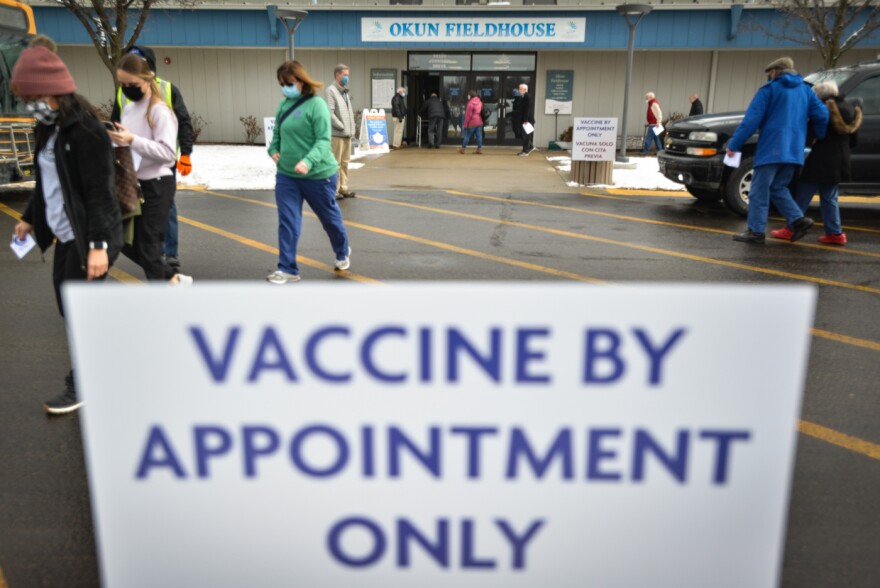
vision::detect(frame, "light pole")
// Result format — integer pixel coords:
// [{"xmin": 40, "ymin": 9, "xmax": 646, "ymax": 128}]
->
[
  {"xmin": 276, "ymin": 9, "xmax": 308, "ymax": 60},
  {"xmin": 616, "ymin": 4, "xmax": 652, "ymax": 162}
]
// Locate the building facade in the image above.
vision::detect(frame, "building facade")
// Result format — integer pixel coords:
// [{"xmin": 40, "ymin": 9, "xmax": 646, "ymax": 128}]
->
[{"xmin": 30, "ymin": 1, "xmax": 880, "ymax": 146}]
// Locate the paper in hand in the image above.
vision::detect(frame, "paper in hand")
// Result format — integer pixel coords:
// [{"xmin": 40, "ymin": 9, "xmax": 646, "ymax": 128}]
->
[
  {"xmin": 652, "ymin": 124, "xmax": 664, "ymax": 136},
  {"xmin": 522, "ymin": 122, "xmax": 535, "ymax": 135},
  {"xmin": 10, "ymin": 233, "xmax": 36, "ymax": 259},
  {"xmin": 723, "ymin": 151, "xmax": 742, "ymax": 168}
]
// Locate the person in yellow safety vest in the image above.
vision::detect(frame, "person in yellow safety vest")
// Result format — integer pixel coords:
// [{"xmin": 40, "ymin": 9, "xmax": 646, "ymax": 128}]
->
[{"xmin": 110, "ymin": 45, "xmax": 193, "ymax": 270}]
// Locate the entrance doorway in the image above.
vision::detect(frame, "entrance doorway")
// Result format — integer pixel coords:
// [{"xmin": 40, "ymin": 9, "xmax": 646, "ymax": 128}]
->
[{"xmin": 403, "ymin": 52, "xmax": 535, "ymax": 147}]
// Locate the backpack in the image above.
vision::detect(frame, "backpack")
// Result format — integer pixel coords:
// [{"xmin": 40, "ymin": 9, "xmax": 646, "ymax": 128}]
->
[{"xmin": 480, "ymin": 104, "xmax": 491, "ymax": 125}]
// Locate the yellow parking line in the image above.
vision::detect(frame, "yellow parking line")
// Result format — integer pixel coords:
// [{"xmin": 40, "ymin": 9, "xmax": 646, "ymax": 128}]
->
[
  {"xmin": 450, "ymin": 190, "xmax": 880, "ymax": 260},
  {"xmin": 189, "ymin": 187, "xmax": 608, "ymax": 284},
  {"xmin": 799, "ymin": 420, "xmax": 880, "ymax": 460},
  {"xmin": 605, "ymin": 189, "xmax": 690, "ymax": 197},
  {"xmin": 811, "ymin": 328, "xmax": 880, "ymax": 352},
  {"xmin": 364, "ymin": 194, "xmax": 880, "ymax": 295},
  {"xmin": 190, "ymin": 188, "xmax": 880, "ymax": 354},
  {"xmin": 177, "ymin": 215, "xmax": 382, "ymax": 284}
]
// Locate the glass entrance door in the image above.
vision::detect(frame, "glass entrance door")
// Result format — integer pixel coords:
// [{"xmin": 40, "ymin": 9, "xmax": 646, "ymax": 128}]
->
[
  {"xmin": 441, "ymin": 74, "xmax": 468, "ymax": 142},
  {"xmin": 474, "ymin": 75, "xmax": 501, "ymax": 144},
  {"xmin": 500, "ymin": 73, "xmax": 534, "ymax": 146}
]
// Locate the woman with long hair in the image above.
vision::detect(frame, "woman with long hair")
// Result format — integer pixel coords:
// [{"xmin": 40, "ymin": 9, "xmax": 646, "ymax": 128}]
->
[
  {"xmin": 266, "ymin": 60, "xmax": 350, "ymax": 283},
  {"xmin": 12, "ymin": 46, "xmax": 123, "ymax": 414},
  {"xmin": 108, "ymin": 53, "xmax": 192, "ymax": 284}
]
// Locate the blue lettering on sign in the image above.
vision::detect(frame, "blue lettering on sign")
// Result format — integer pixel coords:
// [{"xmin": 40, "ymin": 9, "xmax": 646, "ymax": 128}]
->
[
  {"xmin": 135, "ymin": 424, "xmax": 752, "ymax": 485},
  {"xmin": 327, "ymin": 517, "xmax": 544, "ymax": 569}
]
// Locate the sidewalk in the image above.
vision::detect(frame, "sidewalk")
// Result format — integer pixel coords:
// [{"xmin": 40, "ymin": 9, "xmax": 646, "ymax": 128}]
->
[{"xmin": 353, "ymin": 146, "xmax": 574, "ymax": 194}]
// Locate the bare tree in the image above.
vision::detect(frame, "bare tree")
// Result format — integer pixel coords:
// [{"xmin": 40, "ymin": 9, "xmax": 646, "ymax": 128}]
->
[
  {"xmin": 766, "ymin": 1, "xmax": 880, "ymax": 68},
  {"xmin": 55, "ymin": 1, "xmax": 194, "ymax": 83}
]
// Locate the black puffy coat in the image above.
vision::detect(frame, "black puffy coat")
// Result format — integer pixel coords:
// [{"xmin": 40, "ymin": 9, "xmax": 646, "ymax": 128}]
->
[
  {"xmin": 391, "ymin": 92, "xmax": 406, "ymax": 120},
  {"xmin": 514, "ymin": 92, "xmax": 535, "ymax": 126},
  {"xmin": 801, "ymin": 96, "xmax": 862, "ymax": 184},
  {"xmin": 421, "ymin": 96, "xmax": 446, "ymax": 119},
  {"xmin": 23, "ymin": 108, "xmax": 123, "ymax": 264}
]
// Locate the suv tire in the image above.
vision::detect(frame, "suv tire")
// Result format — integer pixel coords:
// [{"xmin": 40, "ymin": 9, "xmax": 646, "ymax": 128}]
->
[
  {"xmin": 686, "ymin": 186, "xmax": 723, "ymax": 201},
  {"xmin": 723, "ymin": 157, "xmax": 753, "ymax": 217}
]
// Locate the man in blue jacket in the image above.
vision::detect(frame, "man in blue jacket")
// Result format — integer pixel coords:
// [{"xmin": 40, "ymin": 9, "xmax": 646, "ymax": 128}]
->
[{"xmin": 727, "ymin": 57, "xmax": 829, "ymax": 243}]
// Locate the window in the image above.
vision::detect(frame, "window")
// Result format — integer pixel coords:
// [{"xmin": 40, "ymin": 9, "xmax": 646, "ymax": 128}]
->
[{"xmin": 847, "ymin": 76, "xmax": 880, "ymax": 115}]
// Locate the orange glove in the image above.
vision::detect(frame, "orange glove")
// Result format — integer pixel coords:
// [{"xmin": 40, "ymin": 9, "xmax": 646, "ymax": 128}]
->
[{"xmin": 176, "ymin": 154, "xmax": 192, "ymax": 176}]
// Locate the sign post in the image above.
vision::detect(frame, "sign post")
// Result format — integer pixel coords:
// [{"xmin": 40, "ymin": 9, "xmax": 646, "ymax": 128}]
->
[
  {"xmin": 65, "ymin": 283, "xmax": 814, "ymax": 588},
  {"xmin": 570, "ymin": 117, "xmax": 618, "ymax": 185}
]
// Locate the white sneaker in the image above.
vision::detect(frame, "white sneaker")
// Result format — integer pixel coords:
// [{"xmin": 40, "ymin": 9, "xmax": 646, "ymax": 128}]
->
[
  {"xmin": 334, "ymin": 247, "xmax": 352, "ymax": 271},
  {"xmin": 266, "ymin": 270, "xmax": 301, "ymax": 284},
  {"xmin": 170, "ymin": 273, "xmax": 193, "ymax": 286}
]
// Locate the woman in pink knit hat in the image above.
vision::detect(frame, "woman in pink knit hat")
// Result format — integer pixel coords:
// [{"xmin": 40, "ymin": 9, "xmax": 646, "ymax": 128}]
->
[{"xmin": 12, "ymin": 45, "xmax": 123, "ymax": 415}]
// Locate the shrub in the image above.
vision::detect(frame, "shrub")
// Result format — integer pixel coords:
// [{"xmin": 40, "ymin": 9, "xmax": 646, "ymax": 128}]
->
[
  {"xmin": 95, "ymin": 99, "xmax": 114, "ymax": 122},
  {"xmin": 240, "ymin": 115, "xmax": 261, "ymax": 144},
  {"xmin": 191, "ymin": 112, "xmax": 209, "ymax": 143}
]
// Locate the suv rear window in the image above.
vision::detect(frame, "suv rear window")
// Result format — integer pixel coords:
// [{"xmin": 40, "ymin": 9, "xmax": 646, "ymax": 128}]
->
[
  {"xmin": 847, "ymin": 75, "xmax": 880, "ymax": 114},
  {"xmin": 804, "ymin": 70, "xmax": 856, "ymax": 87}
]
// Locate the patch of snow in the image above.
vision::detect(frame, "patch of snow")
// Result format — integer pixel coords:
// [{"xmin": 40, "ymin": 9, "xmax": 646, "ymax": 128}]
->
[
  {"xmin": 552, "ymin": 154, "xmax": 686, "ymax": 191},
  {"xmin": 177, "ymin": 145, "xmax": 372, "ymax": 191}
]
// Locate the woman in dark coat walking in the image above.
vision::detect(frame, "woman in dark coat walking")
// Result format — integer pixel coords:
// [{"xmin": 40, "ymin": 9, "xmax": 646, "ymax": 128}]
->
[
  {"xmin": 772, "ymin": 81, "xmax": 861, "ymax": 245},
  {"xmin": 12, "ymin": 46, "xmax": 123, "ymax": 414}
]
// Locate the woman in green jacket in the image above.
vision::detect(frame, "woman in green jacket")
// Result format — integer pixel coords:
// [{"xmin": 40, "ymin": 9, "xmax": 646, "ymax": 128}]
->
[{"xmin": 267, "ymin": 60, "xmax": 351, "ymax": 284}]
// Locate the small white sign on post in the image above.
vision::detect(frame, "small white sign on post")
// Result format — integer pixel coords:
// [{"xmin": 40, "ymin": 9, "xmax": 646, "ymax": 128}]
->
[
  {"xmin": 65, "ymin": 283, "xmax": 815, "ymax": 588},
  {"xmin": 572, "ymin": 117, "xmax": 618, "ymax": 161},
  {"xmin": 263, "ymin": 117, "xmax": 275, "ymax": 147}
]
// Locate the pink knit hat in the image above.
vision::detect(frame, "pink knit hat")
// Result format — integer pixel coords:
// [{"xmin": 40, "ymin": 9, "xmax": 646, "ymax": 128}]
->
[{"xmin": 11, "ymin": 46, "xmax": 76, "ymax": 96}]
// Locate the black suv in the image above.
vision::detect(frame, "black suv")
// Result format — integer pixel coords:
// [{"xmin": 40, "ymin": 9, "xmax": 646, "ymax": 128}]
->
[{"xmin": 658, "ymin": 61, "xmax": 880, "ymax": 216}]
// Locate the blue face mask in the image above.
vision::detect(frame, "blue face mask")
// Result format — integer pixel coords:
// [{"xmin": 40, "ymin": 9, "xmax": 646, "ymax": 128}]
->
[
  {"xmin": 282, "ymin": 84, "xmax": 301, "ymax": 99},
  {"xmin": 341, "ymin": 75, "xmax": 350, "ymax": 86}
]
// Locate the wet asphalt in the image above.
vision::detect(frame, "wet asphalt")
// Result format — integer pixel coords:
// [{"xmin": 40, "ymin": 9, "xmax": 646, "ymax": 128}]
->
[{"xmin": 0, "ymin": 150, "xmax": 879, "ymax": 586}]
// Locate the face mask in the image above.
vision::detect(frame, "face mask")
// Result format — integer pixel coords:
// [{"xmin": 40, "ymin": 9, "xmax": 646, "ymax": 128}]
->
[
  {"xmin": 766, "ymin": 75, "xmax": 772, "ymax": 82},
  {"xmin": 26, "ymin": 100, "xmax": 59, "ymax": 125},
  {"xmin": 341, "ymin": 75, "xmax": 350, "ymax": 86},
  {"xmin": 121, "ymin": 84, "xmax": 145, "ymax": 102},
  {"xmin": 282, "ymin": 84, "xmax": 301, "ymax": 99}
]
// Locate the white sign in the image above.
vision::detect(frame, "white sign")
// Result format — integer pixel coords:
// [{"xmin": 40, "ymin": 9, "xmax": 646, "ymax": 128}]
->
[
  {"xmin": 572, "ymin": 117, "xmax": 618, "ymax": 161},
  {"xmin": 359, "ymin": 108, "xmax": 390, "ymax": 153},
  {"xmin": 263, "ymin": 117, "xmax": 275, "ymax": 147},
  {"xmin": 362, "ymin": 18, "xmax": 586, "ymax": 44},
  {"xmin": 65, "ymin": 283, "xmax": 814, "ymax": 588}
]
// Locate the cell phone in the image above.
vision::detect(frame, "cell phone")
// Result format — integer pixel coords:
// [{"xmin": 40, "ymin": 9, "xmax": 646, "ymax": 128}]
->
[{"xmin": 103, "ymin": 121, "xmax": 116, "ymax": 131}]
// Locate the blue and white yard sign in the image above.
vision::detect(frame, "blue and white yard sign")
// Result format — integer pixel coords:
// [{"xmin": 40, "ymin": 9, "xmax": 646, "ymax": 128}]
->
[{"xmin": 65, "ymin": 283, "xmax": 815, "ymax": 588}]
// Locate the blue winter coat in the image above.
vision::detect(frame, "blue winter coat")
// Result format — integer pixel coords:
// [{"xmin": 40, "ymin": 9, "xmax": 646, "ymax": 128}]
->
[{"xmin": 727, "ymin": 73, "xmax": 829, "ymax": 167}]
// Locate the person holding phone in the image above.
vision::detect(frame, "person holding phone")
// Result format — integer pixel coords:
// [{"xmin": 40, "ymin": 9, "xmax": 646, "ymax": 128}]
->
[
  {"xmin": 11, "ymin": 46, "xmax": 123, "ymax": 414},
  {"xmin": 107, "ymin": 53, "xmax": 192, "ymax": 285}
]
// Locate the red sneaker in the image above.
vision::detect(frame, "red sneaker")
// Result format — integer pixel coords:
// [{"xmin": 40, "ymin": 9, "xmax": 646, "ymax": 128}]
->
[
  {"xmin": 770, "ymin": 227, "xmax": 793, "ymax": 240},
  {"xmin": 818, "ymin": 233, "xmax": 847, "ymax": 245}
]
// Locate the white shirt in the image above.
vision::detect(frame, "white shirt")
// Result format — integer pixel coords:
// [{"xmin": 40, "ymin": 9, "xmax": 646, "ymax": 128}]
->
[{"xmin": 38, "ymin": 128, "xmax": 75, "ymax": 244}]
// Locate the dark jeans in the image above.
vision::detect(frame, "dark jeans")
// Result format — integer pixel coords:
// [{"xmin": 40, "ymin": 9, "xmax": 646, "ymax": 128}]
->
[
  {"xmin": 122, "ymin": 175, "xmax": 176, "ymax": 280},
  {"xmin": 52, "ymin": 240, "xmax": 107, "ymax": 317},
  {"xmin": 428, "ymin": 117, "xmax": 445, "ymax": 147}
]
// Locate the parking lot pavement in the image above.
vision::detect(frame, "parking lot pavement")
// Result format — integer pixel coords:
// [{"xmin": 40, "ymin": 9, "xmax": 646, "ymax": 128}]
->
[{"xmin": 1, "ymin": 149, "xmax": 878, "ymax": 586}]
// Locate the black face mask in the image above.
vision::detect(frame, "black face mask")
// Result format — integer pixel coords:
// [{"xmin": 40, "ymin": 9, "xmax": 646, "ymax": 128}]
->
[{"xmin": 121, "ymin": 84, "xmax": 145, "ymax": 102}]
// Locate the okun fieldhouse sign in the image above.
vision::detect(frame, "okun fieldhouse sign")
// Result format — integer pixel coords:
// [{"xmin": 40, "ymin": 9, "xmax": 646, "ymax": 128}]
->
[
  {"xmin": 65, "ymin": 283, "xmax": 814, "ymax": 588},
  {"xmin": 361, "ymin": 17, "xmax": 586, "ymax": 44}
]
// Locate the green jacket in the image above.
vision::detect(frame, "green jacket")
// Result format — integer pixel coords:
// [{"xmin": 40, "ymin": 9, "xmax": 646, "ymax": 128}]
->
[{"xmin": 268, "ymin": 95, "xmax": 338, "ymax": 180}]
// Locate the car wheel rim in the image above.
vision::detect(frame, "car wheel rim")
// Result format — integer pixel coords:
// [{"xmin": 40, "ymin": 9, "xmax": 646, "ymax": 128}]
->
[{"xmin": 739, "ymin": 169, "xmax": 752, "ymax": 205}]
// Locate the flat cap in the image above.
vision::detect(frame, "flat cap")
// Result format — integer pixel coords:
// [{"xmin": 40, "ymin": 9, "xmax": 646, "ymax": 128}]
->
[{"xmin": 764, "ymin": 57, "xmax": 794, "ymax": 72}]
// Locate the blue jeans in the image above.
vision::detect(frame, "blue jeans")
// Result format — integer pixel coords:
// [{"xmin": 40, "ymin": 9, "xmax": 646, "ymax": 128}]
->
[
  {"xmin": 461, "ymin": 126, "xmax": 483, "ymax": 149},
  {"xmin": 747, "ymin": 163, "xmax": 805, "ymax": 233},
  {"xmin": 274, "ymin": 172, "xmax": 349, "ymax": 275},
  {"xmin": 642, "ymin": 126, "xmax": 663, "ymax": 154},
  {"xmin": 163, "ymin": 199, "xmax": 179, "ymax": 257},
  {"xmin": 794, "ymin": 181, "xmax": 842, "ymax": 235}
]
